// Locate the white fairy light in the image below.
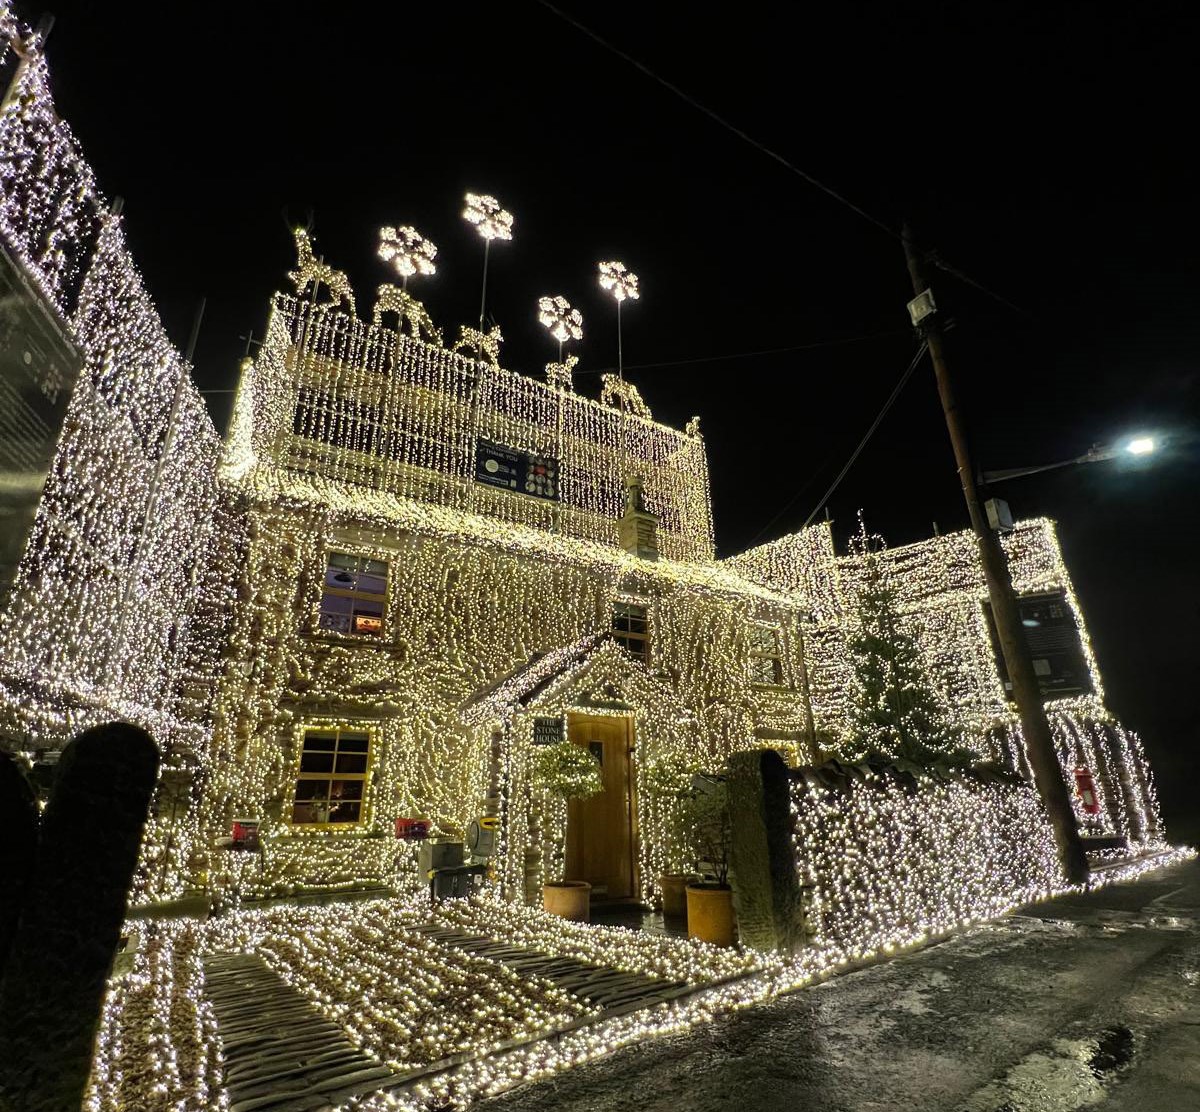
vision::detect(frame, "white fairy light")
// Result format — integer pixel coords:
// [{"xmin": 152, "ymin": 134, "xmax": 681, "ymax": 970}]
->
[
  {"xmin": 377, "ymin": 225, "xmax": 437, "ymax": 290},
  {"xmin": 0, "ymin": 10, "xmax": 1176, "ymax": 1111},
  {"xmin": 537, "ymin": 295, "xmax": 583, "ymax": 345},
  {"xmin": 597, "ymin": 260, "xmax": 639, "ymax": 302},
  {"xmin": 462, "ymin": 192, "xmax": 514, "ymax": 242},
  {"xmin": 537, "ymin": 293, "xmax": 583, "ymax": 366},
  {"xmin": 463, "ymin": 192, "xmax": 514, "ymax": 345}
]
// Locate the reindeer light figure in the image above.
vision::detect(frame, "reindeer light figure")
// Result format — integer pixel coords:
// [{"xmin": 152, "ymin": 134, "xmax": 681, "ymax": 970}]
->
[
  {"xmin": 451, "ymin": 324, "xmax": 503, "ymax": 366},
  {"xmin": 373, "ymin": 284, "xmax": 443, "ymax": 346},
  {"xmin": 544, "ymin": 353, "xmax": 578, "ymax": 392},
  {"xmin": 600, "ymin": 373, "xmax": 652, "ymax": 421},
  {"xmin": 288, "ymin": 227, "xmax": 355, "ymax": 313}
]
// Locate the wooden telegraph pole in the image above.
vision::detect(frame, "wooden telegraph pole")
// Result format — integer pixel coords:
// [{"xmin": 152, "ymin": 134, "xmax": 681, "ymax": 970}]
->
[{"xmin": 901, "ymin": 224, "xmax": 1089, "ymax": 884}]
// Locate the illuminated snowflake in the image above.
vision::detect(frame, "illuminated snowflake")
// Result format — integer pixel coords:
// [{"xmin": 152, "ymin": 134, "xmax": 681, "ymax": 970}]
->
[
  {"xmin": 463, "ymin": 193, "xmax": 514, "ymax": 241},
  {"xmin": 377, "ymin": 225, "xmax": 437, "ymax": 281},
  {"xmin": 597, "ymin": 260, "xmax": 639, "ymax": 302},
  {"xmin": 537, "ymin": 295, "xmax": 583, "ymax": 345}
]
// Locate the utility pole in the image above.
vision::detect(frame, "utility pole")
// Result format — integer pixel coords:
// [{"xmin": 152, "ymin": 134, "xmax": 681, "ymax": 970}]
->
[{"xmin": 901, "ymin": 224, "xmax": 1088, "ymax": 884}]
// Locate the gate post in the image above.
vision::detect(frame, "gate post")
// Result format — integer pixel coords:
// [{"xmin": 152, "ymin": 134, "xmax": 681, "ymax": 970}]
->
[{"xmin": 727, "ymin": 749, "xmax": 804, "ymax": 952}]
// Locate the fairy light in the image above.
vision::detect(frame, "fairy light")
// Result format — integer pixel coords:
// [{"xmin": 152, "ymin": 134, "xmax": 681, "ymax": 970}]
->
[
  {"xmin": 597, "ymin": 260, "xmax": 639, "ymax": 303},
  {"xmin": 462, "ymin": 193, "xmax": 514, "ymax": 242},
  {"xmin": 0, "ymin": 9, "xmax": 224, "ymax": 905},
  {"xmin": 537, "ymin": 295, "xmax": 583, "ymax": 345},
  {"xmin": 377, "ymin": 225, "xmax": 437, "ymax": 290}
]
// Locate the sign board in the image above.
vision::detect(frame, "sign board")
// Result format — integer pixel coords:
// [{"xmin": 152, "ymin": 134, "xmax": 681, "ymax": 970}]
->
[
  {"xmin": 475, "ymin": 439, "xmax": 559, "ymax": 501},
  {"xmin": 0, "ymin": 245, "xmax": 82, "ymax": 607},
  {"xmin": 532, "ymin": 716, "xmax": 564, "ymax": 746}
]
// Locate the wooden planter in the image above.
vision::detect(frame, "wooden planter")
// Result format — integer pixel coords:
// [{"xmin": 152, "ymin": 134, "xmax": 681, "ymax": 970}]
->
[
  {"xmin": 543, "ymin": 880, "xmax": 591, "ymax": 922},
  {"xmin": 658, "ymin": 873, "xmax": 699, "ymax": 919},
  {"xmin": 686, "ymin": 884, "xmax": 735, "ymax": 946}
]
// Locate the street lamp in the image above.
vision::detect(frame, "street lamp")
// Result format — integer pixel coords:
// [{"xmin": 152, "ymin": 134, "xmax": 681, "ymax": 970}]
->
[{"xmin": 980, "ymin": 436, "xmax": 1156, "ymax": 484}]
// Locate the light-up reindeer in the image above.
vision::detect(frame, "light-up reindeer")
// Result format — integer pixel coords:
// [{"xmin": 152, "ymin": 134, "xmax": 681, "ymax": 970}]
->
[{"xmin": 288, "ymin": 227, "xmax": 355, "ymax": 313}]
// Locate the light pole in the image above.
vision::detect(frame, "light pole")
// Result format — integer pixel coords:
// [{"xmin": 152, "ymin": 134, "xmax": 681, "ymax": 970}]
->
[
  {"xmin": 981, "ymin": 438, "xmax": 1155, "ymax": 484},
  {"xmin": 902, "ymin": 224, "xmax": 1089, "ymax": 884}
]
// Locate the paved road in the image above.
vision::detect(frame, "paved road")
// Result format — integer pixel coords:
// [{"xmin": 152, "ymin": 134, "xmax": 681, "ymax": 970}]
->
[{"xmin": 479, "ymin": 857, "xmax": 1200, "ymax": 1112}]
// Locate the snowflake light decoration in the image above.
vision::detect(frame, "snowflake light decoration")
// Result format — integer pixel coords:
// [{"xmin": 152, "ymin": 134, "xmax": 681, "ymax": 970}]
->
[
  {"xmin": 463, "ymin": 193, "xmax": 514, "ymax": 241},
  {"xmin": 537, "ymin": 295, "xmax": 583, "ymax": 345},
  {"xmin": 377, "ymin": 225, "xmax": 437, "ymax": 285},
  {"xmin": 598, "ymin": 260, "xmax": 639, "ymax": 302}
]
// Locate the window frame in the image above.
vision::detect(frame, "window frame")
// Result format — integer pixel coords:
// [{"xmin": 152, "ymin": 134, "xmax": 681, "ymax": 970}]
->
[
  {"xmin": 317, "ymin": 548, "xmax": 389, "ymax": 639},
  {"xmin": 286, "ymin": 723, "xmax": 378, "ymax": 831},
  {"xmin": 746, "ymin": 622, "xmax": 788, "ymax": 688},
  {"xmin": 611, "ymin": 598, "xmax": 652, "ymax": 665}
]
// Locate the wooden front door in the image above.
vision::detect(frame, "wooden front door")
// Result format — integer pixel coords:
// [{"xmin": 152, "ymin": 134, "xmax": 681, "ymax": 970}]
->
[{"xmin": 565, "ymin": 714, "xmax": 636, "ymax": 900}]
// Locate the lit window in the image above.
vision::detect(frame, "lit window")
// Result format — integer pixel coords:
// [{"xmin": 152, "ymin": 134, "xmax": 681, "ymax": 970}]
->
[
  {"xmin": 291, "ymin": 727, "xmax": 372, "ymax": 826},
  {"xmin": 319, "ymin": 551, "xmax": 387, "ymax": 636},
  {"xmin": 747, "ymin": 625, "xmax": 785, "ymax": 686},
  {"xmin": 612, "ymin": 601, "xmax": 650, "ymax": 664}
]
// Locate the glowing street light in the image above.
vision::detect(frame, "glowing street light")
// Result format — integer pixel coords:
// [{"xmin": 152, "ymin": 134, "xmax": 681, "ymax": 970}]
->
[
  {"xmin": 981, "ymin": 436, "xmax": 1159, "ymax": 484},
  {"xmin": 377, "ymin": 225, "xmax": 437, "ymax": 291}
]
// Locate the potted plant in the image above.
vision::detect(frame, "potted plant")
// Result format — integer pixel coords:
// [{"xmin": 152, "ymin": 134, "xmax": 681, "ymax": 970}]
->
[
  {"xmin": 640, "ymin": 750, "xmax": 699, "ymax": 918},
  {"xmin": 682, "ymin": 774, "xmax": 736, "ymax": 946},
  {"xmin": 530, "ymin": 739, "xmax": 602, "ymax": 921}
]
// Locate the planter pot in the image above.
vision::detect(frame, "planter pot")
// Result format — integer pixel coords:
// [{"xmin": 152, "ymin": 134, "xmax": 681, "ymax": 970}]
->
[
  {"xmin": 543, "ymin": 880, "xmax": 591, "ymax": 922},
  {"xmin": 659, "ymin": 873, "xmax": 700, "ymax": 919},
  {"xmin": 686, "ymin": 884, "xmax": 736, "ymax": 946}
]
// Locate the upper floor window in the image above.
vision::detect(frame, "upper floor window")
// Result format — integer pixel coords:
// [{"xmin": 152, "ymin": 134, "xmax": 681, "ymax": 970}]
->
[
  {"xmin": 747, "ymin": 624, "xmax": 785, "ymax": 686},
  {"xmin": 319, "ymin": 551, "xmax": 387, "ymax": 636},
  {"xmin": 612, "ymin": 601, "xmax": 650, "ymax": 664},
  {"xmin": 291, "ymin": 726, "xmax": 372, "ymax": 826}
]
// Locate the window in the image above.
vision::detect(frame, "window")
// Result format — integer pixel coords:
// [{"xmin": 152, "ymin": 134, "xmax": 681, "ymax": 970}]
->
[
  {"xmin": 747, "ymin": 624, "xmax": 785, "ymax": 686},
  {"xmin": 612, "ymin": 601, "xmax": 650, "ymax": 664},
  {"xmin": 319, "ymin": 551, "xmax": 388, "ymax": 636},
  {"xmin": 291, "ymin": 727, "xmax": 372, "ymax": 826}
]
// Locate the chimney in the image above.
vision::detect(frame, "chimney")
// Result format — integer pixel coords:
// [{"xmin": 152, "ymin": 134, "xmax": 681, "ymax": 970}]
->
[{"xmin": 618, "ymin": 475, "xmax": 659, "ymax": 561}]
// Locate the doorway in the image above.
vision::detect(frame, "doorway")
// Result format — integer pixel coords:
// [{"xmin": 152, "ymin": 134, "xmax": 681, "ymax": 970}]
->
[{"xmin": 565, "ymin": 713, "xmax": 636, "ymax": 901}]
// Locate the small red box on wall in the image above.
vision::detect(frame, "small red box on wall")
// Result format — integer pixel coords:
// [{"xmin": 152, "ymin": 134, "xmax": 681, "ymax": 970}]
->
[
  {"xmin": 231, "ymin": 818, "xmax": 261, "ymax": 850},
  {"xmin": 395, "ymin": 817, "xmax": 432, "ymax": 840},
  {"xmin": 1073, "ymin": 768, "xmax": 1101, "ymax": 815}
]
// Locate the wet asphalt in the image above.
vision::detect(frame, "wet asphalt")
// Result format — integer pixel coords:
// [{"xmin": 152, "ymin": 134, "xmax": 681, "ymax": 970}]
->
[{"xmin": 477, "ymin": 856, "xmax": 1200, "ymax": 1112}]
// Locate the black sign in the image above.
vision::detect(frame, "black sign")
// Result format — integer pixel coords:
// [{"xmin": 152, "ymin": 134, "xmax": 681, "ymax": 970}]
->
[
  {"xmin": 984, "ymin": 591, "xmax": 1094, "ymax": 698},
  {"xmin": 532, "ymin": 716, "xmax": 564, "ymax": 746},
  {"xmin": 475, "ymin": 439, "xmax": 559, "ymax": 501}
]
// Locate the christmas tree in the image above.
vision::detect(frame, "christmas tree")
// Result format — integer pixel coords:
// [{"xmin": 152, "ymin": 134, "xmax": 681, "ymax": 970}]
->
[{"xmin": 846, "ymin": 521, "xmax": 969, "ymax": 766}]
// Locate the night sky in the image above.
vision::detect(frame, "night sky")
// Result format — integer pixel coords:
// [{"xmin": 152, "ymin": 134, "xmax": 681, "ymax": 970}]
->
[{"xmin": 34, "ymin": 2, "xmax": 1199, "ymax": 835}]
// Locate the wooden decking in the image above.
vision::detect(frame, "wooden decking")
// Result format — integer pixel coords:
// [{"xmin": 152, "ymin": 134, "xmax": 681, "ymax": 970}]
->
[{"xmin": 205, "ymin": 920, "xmax": 716, "ymax": 1111}]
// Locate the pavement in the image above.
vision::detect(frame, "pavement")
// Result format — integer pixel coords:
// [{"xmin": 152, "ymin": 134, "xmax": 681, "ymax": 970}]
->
[{"xmin": 476, "ymin": 855, "xmax": 1200, "ymax": 1112}]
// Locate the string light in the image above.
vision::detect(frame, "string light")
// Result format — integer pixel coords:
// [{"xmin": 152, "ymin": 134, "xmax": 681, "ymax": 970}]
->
[
  {"xmin": 0, "ymin": 13, "xmax": 1181, "ymax": 1111},
  {"xmin": 462, "ymin": 193, "xmax": 514, "ymax": 242},
  {"xmin": 377, "ymin": 225, "xmax": 437, "ymax": 290},
  {"xmin": 0, "ymin": 15, "xmax": 224, "ymax": 905},
  {"xmin": 597, "ymin": 260, "xmax": 639, "ymax": 302},
  {"xmin": 537, "ymin": 295, "xmax": 583, "ymax": 345}
]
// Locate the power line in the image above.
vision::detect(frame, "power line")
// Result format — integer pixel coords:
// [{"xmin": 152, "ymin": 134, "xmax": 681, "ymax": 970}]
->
[
  {"xmin": 535, "ymin": 2, "xmax": 1027, "ymax": 317},
  {"xmin": 534, "ymin": 0, "xmax": 896, "ymax": 239},
  {"xmin": 574, "ymin": 327, "xmax": 910, "ymax": 376},
  {"xmin": 800, "ymin": 342, "xmax": 929, "ymax": 529},
  {"xmin": 741, "ymin": 342, "xmax": 928, "ymax": 549}
]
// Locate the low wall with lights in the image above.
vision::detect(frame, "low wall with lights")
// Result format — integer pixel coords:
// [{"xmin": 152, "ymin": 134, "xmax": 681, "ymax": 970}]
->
[{"xmin": 789, "ymin": 761, "xmax": 1063, "ymax": 952}]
